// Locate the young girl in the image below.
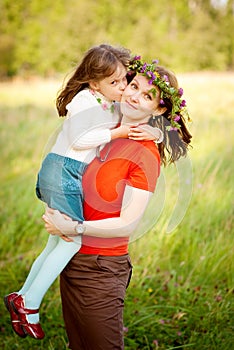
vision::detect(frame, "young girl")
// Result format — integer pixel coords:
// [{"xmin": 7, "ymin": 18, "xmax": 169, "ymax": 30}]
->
[{"xmin": 4, "ymin": 44, "xmax": 163, "ymax": 340}]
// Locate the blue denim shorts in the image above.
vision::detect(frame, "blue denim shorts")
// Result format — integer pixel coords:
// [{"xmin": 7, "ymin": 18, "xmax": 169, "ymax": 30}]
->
[{"xmin": 36, "ymin": 153, "xmax": 87, "ymax": 221}]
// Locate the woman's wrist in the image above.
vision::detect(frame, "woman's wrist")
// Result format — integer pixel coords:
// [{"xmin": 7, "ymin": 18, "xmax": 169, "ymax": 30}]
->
[{"xmin": 74, "ymin": 221, "xmax": 86, "ymax": 236}]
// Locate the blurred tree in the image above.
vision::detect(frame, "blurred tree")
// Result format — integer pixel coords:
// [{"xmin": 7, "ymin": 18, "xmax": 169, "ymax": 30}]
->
[
  {"xmin": 224, "ymin": 0, "xmax": 234, "ymax": 69},
  {"xmin": 0, "ymin": 0, "xmax": 233, "ymax": 78},
  {"xmin": 0, "ymin": 0, "xmax": 26, "ymax": 77}
]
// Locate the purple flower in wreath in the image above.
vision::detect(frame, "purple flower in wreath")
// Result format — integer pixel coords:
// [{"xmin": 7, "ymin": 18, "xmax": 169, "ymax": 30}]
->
[
  {"xmin": 160, "ymin": 99, "xmax": 165, "ymax": 105},
  {"xmin": 134, "ymin": 55, "xmax": 141, "ymax": 60},
  {"xmin": 152, "ymin": 59, "xmax": 159, "ymax": 64},
  {"xmin": 140, "ymin": 63, "xmax": 147, "ymax": 73},
  {"xmin": 180, "ymin": 99, "xmax": 186, "ymax": 107},
  {"xmin": 178, "ymin": 87, "xmax": 184, "ymax": 97},
  {"xmin": 148, "ymin": 72, "xmax": 156, "ymax": 84},
  {"xmin": 163, "ymin": 74, "xmax": 169, "ymax": 82},
  {"xmin": 174, "ymin": 115, "xmax": 180, "ymax": 122}
]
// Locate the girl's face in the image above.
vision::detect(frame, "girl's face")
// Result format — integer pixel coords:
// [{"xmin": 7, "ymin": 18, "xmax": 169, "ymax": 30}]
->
[
  {"xmin": 121, "ymin": 74, "xmax": 163, "ymax": 124},
  {"xmin": 90, "ymin": 63, "xmax": 127, "ymax": 102}
]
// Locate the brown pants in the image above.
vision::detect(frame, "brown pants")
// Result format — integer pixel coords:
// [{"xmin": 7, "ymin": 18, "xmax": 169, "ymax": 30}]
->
[{"xmin": 60, "ymin": 253, "xmax": 132, "ymax": 350}]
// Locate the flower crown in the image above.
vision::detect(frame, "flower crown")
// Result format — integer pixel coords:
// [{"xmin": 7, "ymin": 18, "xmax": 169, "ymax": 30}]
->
[{"xmin": 128, "ymin": 56, "xmax": 189, "ymax": 131}]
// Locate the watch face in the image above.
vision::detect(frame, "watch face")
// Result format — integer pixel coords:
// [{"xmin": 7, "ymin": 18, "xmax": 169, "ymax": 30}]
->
[
  {"xmin": 77, "ymin": 225, "xmax": 83, "ymax": 233},
  {"xmin": 76, "ymin": 223, "xmax": 85, "ymax": 234}
]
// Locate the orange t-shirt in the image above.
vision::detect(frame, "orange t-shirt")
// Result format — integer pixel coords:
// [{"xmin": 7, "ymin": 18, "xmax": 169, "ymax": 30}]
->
[{"xmin": 80, "ymin": 138, "xmax": 160, "ymax": 256}]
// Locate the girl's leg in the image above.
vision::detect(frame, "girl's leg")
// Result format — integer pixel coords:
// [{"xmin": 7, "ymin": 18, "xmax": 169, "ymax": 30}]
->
[
  {"xmin": 24, "ymin": 237, "xmax": 81, "ymax": 323},
  {"xmin": 18, "ymin": 235, "xmax": 59, "ymax": 295}
]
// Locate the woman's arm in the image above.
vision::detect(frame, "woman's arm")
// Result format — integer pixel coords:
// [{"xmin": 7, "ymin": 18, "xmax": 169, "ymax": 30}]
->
[{"xmin": 43, "ymin": 185, "xmax": 152, "ymax": 239}]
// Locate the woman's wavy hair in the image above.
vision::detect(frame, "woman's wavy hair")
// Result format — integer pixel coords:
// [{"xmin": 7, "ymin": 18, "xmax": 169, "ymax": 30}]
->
[
  {"xmin": 56, "ymin": 44, "xmax": 131, "ymax": 117},
  {"xmin": 148, "ymin": 66, "xmax": 192, "ymax": 165}
]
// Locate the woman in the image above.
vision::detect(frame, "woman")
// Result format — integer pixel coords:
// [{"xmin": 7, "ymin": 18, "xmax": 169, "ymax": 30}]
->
[{"xmin": 43, "ymin": 57, "xmax": 192, "ymax": 349}]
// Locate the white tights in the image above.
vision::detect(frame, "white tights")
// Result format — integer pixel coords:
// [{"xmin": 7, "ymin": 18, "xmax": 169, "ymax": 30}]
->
[{"xmin": 18, "ymin": 235, "xmax": 81, "ymax": 323}]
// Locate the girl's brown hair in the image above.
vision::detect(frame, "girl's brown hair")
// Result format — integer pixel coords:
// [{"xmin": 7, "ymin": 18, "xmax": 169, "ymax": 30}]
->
[
  {"xmin": 56, "ymin": 44, "xmax": 131, "ymax": 116},
  {"xmin": 147, "ymin": 66, "xmax": 192, "ymax": 165}
]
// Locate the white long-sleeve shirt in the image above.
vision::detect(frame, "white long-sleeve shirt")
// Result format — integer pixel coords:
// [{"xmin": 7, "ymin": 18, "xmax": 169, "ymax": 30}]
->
[{"xmin": 51, "ymin": 89, "xmax": 120, "ymax": 163}]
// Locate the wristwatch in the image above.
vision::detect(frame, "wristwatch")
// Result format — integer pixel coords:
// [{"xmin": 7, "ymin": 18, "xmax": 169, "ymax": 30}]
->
[{"xmin": 74, "ymin": 221, "xmax": 86, "ymax": 235}]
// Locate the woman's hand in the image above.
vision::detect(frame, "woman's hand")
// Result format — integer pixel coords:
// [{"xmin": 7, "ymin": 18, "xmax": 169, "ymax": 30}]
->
[{"xmin": 42, "ymin": 207, "xmax": 74, "ymax": 242}]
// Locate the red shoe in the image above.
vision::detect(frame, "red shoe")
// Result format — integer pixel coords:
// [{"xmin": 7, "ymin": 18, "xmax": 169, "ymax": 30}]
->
[
  {"xmin": 4, "ymin": 293, "xmax": 27, "ymax": 338},
  {"xmin": 11, "ymin": 295, "xmax": 45, "ymax": 340}
]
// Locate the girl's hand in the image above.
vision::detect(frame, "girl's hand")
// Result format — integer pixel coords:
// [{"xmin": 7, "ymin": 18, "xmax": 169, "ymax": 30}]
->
[
  {"xmin": 111, "ymin": 124, "xmax": 132, "ymax": 139},
  {"xmin": 42, "ymin": 207, "xmax": 74, "ymax": 242},
  {"xmin": 128, "ymin": 124, "xmax": 163, "ymax": 142}
]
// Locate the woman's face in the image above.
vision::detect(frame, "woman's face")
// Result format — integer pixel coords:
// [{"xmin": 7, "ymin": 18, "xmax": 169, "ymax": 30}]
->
[{"xmin": 120, "ymin": 74, "xmax": 161, "ymax": 124}]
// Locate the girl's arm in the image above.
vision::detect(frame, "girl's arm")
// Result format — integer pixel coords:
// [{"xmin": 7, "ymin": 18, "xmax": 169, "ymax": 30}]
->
[
  {"xmin": 69, "ymin": 123, "xmax": 163, "ymax": 150},
  {"xmin": 65, "ymin": 91, "xmax": 129, "ymax": 150},
  {"xmin": 71, "ymin": 124, "xmax": 132, "ymax": 150},
  {"xmin": 66, "ymin": 92, "xmax": 163, "ymax": 150},
  {"xmin": 43, "ymin": 185, "xmax": 152, "ymax": 239}
]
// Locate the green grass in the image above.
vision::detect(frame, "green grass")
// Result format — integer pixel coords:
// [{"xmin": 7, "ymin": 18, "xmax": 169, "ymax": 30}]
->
[{"xmin": 0, "ymin": 73, "xmax": 233, "ymax": 349}]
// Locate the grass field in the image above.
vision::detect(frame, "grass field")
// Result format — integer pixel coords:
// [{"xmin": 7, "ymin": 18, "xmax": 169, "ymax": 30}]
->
[{"xmin": 0, "ymin": 73, "xmax": 233, "ymax": 349}]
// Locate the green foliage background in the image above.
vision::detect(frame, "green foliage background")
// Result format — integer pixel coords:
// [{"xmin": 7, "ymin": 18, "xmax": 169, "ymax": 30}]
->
[
  {"xmin": 0, "ymin": 72, "xmax": 233, "ymax": 349},
  {"xmin": 0, "ymin": 0, "xmax": 234, "ymax": 348},
  {"xmin": 1, "ymin": 0, "xmax": 234, "ymax": 78}
]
